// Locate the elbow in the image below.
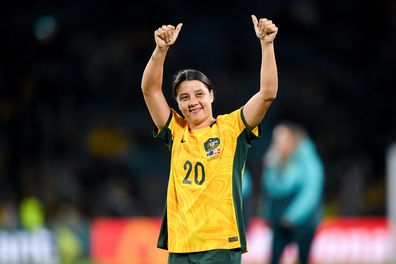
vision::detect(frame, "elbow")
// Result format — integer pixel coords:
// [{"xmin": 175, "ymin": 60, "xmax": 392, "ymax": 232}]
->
[
  {"xmin": 141, "ymin": 82, "xmax": 151, "ymax": 97},
  {"xmin": 259, "ymin": 81, "xmax": 278, "ymax": 102},
  {"xmin": 262, "ymin": 90, "xmax": 277, "ymax": 102},
  {"xmin": 141, "ymin": 77, "xmax": 152, "ymax": 95},
  {"xmin": 140, "ymin": 80, "xmax": 146, "ymax": 93},
  {"xmin": 141, "ymin": 85, "xmax": 161, "ymax": 100},
  {"xmin": 141, "ymin": 86, "xmax": 148, "ymax": 96},
  {"xmin": 141, "ymin": 79, "xmax": 160, "ymax": 97},
  {"xmin": 260, "ymin": 83, "xmax": 278, "ymax": 102},
  {"xmin": 265, "ymin": 94, "xmax": 277, "ymax": 102}
]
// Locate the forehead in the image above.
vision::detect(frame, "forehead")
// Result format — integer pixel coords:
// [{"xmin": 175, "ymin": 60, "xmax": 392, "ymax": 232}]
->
[
  {"xmin": 177, "ymin": 80, "xmax": 208, "ymax": 95},
  {"xmin": 273, "ymin": 126, "xmax": 292, "ymax": 139}
]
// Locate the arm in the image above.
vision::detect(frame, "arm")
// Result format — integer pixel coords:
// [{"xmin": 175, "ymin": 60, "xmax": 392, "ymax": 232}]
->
[
  {"xmin": 243, "ymin": 15, "xmax": 278, "ymax": 128},
  {"xmin": 141, "ymin": 23, "xmax": 183, "ymax": 130}
]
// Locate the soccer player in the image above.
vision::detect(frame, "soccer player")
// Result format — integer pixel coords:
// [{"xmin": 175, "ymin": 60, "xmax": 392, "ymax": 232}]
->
[{"xmin": 141, "ymin": 15, "xmax": 278, "ymax": 264}]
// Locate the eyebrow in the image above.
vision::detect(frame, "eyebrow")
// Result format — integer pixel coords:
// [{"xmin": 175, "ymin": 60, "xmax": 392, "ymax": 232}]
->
[
  {"xmin": 178, "ymin": 89, "xmax": 205, "ymax": 97},
  {"xmin": 194, "ymin": 88, "xmax": 205, "ymax": 93}
]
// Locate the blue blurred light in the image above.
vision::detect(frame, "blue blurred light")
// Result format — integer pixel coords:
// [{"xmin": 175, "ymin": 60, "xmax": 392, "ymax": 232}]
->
[{"xmin": 34, "ymin": 15, "xmax": 57, "ymax": 42}]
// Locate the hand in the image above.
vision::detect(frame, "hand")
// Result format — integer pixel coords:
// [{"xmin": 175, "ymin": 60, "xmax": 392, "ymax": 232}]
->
[
  {"xmin": 280, "ymin": 219, "xmax": 294, "ymax": 230},
  {"xmin": 154, "ymin": 23, "xmax": 183, "ymax": 49},
  {"xmin": 251, "ymin": 15, "xmax": 278, "ymax": 44}
]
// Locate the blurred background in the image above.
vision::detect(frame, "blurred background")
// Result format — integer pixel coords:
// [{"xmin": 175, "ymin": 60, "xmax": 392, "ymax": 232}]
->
[{"xmin": 1, "ymin": 0, "xmax": 395, "ymax": 263}]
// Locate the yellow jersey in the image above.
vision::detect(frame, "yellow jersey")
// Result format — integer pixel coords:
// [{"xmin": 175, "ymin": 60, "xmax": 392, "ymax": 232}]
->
[{"xmin": 154, "ymin": 107, "xmax": 261, "ymax": 253}]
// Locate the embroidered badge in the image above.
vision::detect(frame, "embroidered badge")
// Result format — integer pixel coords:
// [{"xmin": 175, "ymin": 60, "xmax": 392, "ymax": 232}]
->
[{"xmin": 204, "ymin": 138, "xmax": 221, "ymax": 157}]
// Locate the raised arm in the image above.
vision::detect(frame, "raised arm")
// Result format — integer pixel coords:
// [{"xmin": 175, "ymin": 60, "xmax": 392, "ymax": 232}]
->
[
  {"xmin": 243, "ymin": 15, "xmax": 278, "ymax": 128},
  {"xmin": 141, "ymin": 23, "xmax": 183, "ymax": 130}
]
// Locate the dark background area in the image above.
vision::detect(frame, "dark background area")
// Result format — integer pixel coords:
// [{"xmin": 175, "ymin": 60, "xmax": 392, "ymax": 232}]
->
[{"xmin": 1, "ymin": 0, "xmax": 395, "ymax": 228}]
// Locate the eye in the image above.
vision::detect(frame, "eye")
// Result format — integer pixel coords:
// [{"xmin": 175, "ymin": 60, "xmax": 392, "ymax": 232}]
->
[
  {"xmin": 196, "ymin": 92, "xmax": 203, "ymax": 97},
  {"xmin": 180, "ymin": 96, "xmax": 189, "ymax": 101}
]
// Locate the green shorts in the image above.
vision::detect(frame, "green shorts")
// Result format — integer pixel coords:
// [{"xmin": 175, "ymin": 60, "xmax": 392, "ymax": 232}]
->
[{"xmin": 168, "ymin": 249, "xmax": 241, "ymax": 264}]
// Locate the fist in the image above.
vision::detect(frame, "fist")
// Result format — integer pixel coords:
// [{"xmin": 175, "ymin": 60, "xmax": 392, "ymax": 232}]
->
[
  {"xmin": 251, "ymin": 15, "xmax": 278, "ymax": 44},
  {"xmin": 154, "ymin": 23, "xmax": 183, "ymax": 48}
]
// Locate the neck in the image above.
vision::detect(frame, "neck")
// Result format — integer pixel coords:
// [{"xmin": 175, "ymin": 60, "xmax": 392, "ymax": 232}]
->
[{"xmin": 188, "ymin": 116, "xmax": 216, "ymax": 130}]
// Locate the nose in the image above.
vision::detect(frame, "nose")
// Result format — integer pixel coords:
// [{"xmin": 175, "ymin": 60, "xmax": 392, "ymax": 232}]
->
[{"xmin": 188, "ymin": 97, "xmax": 199, "ymax": 106}]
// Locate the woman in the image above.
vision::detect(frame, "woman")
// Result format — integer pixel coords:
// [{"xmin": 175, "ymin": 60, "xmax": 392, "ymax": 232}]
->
[
  {"xmin": 141, "ymin": 15, "xmax": 278, "ymax": 264},
  {"xmin": 261, "ymin": 122, "xmax": 324, "ymax": 264}
]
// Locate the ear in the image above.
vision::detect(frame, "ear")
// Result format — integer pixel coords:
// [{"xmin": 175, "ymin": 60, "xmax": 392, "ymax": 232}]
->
[{"xmin": 210, "ymin": 90, "xmax": 214, "ymax": 103}]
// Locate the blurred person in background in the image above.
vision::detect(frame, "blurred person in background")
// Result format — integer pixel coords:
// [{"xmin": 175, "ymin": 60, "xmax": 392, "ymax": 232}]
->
[
  {"xmin": 141, "ymin": 15, "xmax": 278, "ymax": 264},
  {"xmin": 261, "ymin": 122, "xmax": 324, "ymax": 264},
  {"xmin": 242, "ymin": 169, "xmax": 253, "ymax": 226}
]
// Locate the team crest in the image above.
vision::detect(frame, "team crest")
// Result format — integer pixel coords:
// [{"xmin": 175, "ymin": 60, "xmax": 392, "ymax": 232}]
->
[{"xmin": 204, "ymin": 138, "xmax": 221, "ymax": 157}]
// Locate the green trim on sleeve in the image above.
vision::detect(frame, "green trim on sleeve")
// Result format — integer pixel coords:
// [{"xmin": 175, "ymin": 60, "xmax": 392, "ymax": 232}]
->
[
  {"xmin": 240, "ymin": 107, "xmax": 262, "ymax": 141},
  {"xmin": 153, "ymin": 110, "xmax": 174, "ymax": 149}
]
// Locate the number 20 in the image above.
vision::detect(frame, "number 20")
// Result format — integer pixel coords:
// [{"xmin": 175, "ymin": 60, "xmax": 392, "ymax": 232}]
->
[{"xmin": 182, "ymin": 160, "xmax": 205, "ymax": 185}]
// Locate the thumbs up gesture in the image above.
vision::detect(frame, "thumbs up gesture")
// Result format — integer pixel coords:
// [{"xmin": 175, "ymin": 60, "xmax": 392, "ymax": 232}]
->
[
  {"xmin": 251, "ymin": 15, "xmax": 278, "ymax": 44},
  {"xmin": 154, "ymin": 23, "xmax": 183, "ymax": 48}
]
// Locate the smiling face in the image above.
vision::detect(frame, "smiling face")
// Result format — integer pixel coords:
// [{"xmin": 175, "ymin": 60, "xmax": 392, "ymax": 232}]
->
[{"xmin": 176, "ymin": 80, "xmax": 214, "ymax": 129}]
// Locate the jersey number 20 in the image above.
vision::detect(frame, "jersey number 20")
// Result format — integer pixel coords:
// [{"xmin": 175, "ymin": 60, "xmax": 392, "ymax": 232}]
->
[{"xmin": 182, "ymin": 160, "xmax": 205, "ymax": 185}]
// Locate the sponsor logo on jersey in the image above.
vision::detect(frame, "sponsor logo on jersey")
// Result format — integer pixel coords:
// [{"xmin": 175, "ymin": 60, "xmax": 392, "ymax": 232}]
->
[{"xmin": 228, "ymin": 236, "xmax": 239, "ymax": 242}]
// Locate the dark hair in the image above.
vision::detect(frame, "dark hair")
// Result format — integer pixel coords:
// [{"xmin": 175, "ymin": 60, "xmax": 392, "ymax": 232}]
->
[{"xmin": 172, "ymin": 69, "xmax": 214, "ymax": 98}]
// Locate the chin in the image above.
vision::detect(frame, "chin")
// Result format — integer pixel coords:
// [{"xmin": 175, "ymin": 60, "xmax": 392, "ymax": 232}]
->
[{"xmin": 188, "ymin": 115, "xmax": 204, "ymax": 124}]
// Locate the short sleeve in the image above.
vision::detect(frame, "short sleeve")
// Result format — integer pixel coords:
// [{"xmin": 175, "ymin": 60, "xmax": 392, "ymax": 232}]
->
[
  {"xmin": 219, "ymin": 108, "xmax": 262, "ymax": 142},
  {"xmin": 153, "ymin": 109, "xmax": 185, "ymax": 149},
  {"xmin": 240, "ymin": 107, "xmax": 262, "ymax": 142}
]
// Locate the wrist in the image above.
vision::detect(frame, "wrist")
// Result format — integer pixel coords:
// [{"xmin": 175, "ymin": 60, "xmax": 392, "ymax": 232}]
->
[
  {"xmin": 155, "ymin": 46, "xmax": 169, "ymax": 53},
  {"xmin": 152, "ymin": 46, "xmax": 169, "ymax": 60},
  {"xmin": 260, "ymin": 40, "xmax": 274, "ymax": 47}
]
